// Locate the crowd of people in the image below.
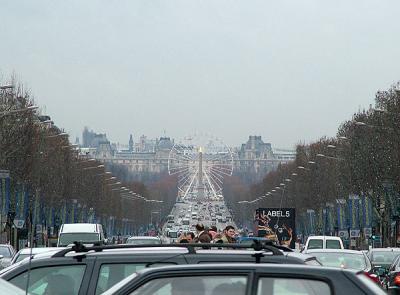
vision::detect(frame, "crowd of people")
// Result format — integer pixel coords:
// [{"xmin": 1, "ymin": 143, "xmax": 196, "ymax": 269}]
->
[{"xmin": 177, "ymin": 224, "xmax": 237, "ymax": 244}]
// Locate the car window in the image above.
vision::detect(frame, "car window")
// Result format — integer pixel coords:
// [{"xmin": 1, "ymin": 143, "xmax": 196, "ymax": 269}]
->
[
  {"xmin": 257, "ymin": 277, "xmax": 331, "ymax": 295},
  {"xmin": 95, "ymin": 263, "xmax": 173, "ymax": 295},
  {"xmin": 0, "ymin": 246, "xmax": 12, "ymax": 258},
  {"xmin": 389, "ymin": 255, "xmax": 399, "ymax": 271},
  {"xmin": 129, "ymin": 275, "xmax": 247, "ymax": 295},
  {"xmin": 325, "ymin": 240, "xmax": 341, "ymax": 249},
  {"xmin": 15, "ymin": 254, "xmax": 30, "ymax": 263},
  {"xmin": 9, "ymin": 265, "xmax": 86, "ymax": 295},
  {"xmin": 307, "ymin": 240, "xmax": 323, "ymax": 249}
]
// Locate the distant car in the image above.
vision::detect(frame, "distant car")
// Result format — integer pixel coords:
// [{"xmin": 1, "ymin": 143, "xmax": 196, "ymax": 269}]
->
[
  {"xmin": 0, "ymin": 244, "xmax": 16, "ymax": 269},
  {"xmin": 10, "ymin": 247, "xmax": 62, "ymax": 265},
  {"xmin": 126, "ymin": 236, "xmax": 162, "ymax": 245},
  {"xmin": 102, "ymin": 263, "xmax": 386, "ymax": 295},
  {"xmin": 368, "ymin": 248, "xmax": 400, "ymax": 271},
  {"xmin": 57, "ymin": 223, "xmax": 106, "ymax": 247},
  {"xmin": 302, "ymin": 236, "xmax": 344, "ymax": 251},
  {"xmin": 304, "ymin": 249, "xmax": 379, "ymax": 284}
]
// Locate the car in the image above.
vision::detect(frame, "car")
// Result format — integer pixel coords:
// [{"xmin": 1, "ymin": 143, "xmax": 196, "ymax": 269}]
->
[
  {"xmin": 0, "ymin": 244, "xmax": 16, "ymax": 269},
  {"xmin": 0, "ymin": 242, "xmax": 320, "ymax": 295},
  {"xmin": 302, "ymin": 236, "xmax": 344, "ymax": 251},
  {"xmin": 304, "ymin": 249, "xmax": 378, "ymax": 284},
  {"xmin": 368, "ymin": 248, "xmax": 400, "ymax": 272},
  {"xmin": 57, "ymin": 223, "xmax": 106, "ymax": 247},
  {"xmin": 126, "ymin": 236, "xmax": 162, "ymax": 245},
  {"xmin": 10, "ymin": 247, "xmax": 62, "ymax": 265},
  {"xmin": 102, "ymin": 263, "xmax": 386, "ymax": 295},
  {"xmin": 385, "ymin": 254, "xmax": 400, "ymax": 294}
]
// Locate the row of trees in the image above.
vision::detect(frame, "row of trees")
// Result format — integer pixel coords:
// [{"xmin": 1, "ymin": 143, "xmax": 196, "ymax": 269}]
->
[
  {"xmin": 0, "ymin": 78, "xmax": 175, "ymax": 235},
  {"xmin": 226, "ymin": 83, "xmax": 400, "ymax": 245}
]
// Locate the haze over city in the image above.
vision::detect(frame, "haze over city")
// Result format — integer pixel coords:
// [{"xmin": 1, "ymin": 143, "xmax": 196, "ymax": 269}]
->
[{"xmin": 1, "ymin": 0, "xmax": 400, "ymax": 147}]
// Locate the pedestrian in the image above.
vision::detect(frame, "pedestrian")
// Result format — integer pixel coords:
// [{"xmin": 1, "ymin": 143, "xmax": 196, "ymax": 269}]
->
[
  {"xmin": 186, "ymin": 232, "xmax": 195, "ymax": 243},
  {"xmin": 221, "ymin": 225, "xmax": 236, "ymax": 244},
  {"xmin": 209, "ymin": 225, "xmax": 218, "ymax": 240},
  {"xmin": 194, "ymin": 223, "xmax": 211, "ymax": 243}
]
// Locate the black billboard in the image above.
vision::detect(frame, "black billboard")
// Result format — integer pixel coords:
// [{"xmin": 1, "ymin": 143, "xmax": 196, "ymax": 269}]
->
[{"xmin": 254, "ymin": 208, "xmax": 296, "ymax": 249}]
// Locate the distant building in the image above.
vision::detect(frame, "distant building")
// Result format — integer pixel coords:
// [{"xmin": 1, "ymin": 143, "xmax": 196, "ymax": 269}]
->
[
  {"xmin": 82, "ymin": 128, "xmax": 294, "ymax": 183},
  {"xmin": 234, "ymin": 136, "xmax": 295, "ymax": 183},
  {"xmin": 82, "ymin": 127, "xmax": 109, "ymax": 148}
]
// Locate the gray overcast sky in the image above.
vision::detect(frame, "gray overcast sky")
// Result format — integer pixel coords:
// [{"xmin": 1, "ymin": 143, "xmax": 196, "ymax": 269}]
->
[{"xmin": 1, "ymin": 0, "xmax": 399, "ymax": 148}]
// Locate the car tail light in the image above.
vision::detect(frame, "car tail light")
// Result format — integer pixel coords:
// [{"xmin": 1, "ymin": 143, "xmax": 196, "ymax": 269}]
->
[
  {"xmin": 364, "ymin": 272, "xmax": 380, "ymax": 284},
  {"xmin": 394, "ymin": 274, "xmax": 400, "ymax": 286}
]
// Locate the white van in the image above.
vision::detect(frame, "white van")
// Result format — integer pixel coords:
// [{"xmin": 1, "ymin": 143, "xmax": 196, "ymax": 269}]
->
[
  {"xmin": 303, "ymin": 236, "xmax": 344, "ymax": 252},
  {"xmin": 57, "ymin": 223, "xmax": 105, "ymax": 247}
]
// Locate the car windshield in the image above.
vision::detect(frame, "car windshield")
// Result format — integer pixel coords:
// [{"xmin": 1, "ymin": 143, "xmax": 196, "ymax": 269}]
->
[
  {"xmin": 127, "ymin": 239, "xmax": 161, "ymax": 245},
  {"xmin": 58, "ymin": 233, "xmax": 100, "ymax": 246},
  {"xmin": 312, "ymin": 252, "xmax": 366, "ymax": 270},
  {"xmin": 371, "ymin": 251, "xmax": 400, "ymax": 264}
]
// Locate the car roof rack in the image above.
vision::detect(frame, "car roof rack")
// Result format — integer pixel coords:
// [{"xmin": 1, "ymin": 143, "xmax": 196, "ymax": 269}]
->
[{"xmin": 52, "ymin": 240, "xmax": 286, "ymax": 258}]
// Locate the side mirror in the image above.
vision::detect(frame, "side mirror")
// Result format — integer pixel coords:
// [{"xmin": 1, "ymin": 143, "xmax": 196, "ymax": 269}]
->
[{"xmin": 0, "ymin": 255, "xmax": 4, "ymax": 260}]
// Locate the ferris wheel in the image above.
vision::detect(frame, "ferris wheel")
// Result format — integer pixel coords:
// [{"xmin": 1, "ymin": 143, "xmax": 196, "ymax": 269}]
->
[{"xmin": 168, "ymin": 133, "xmax": 234, "ymax": 200}]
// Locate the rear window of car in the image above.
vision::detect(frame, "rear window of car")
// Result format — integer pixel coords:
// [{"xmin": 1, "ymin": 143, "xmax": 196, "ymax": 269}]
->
[
  {"xmin": 326, "ymin": 240, "xmax": 342, "ymax": 249},
  {"xmin": 308, "ymin": 239, "xmax": 323, "ymax": 249},
  {"xmin": 257, "ymin": 277, "xmax": 331, "ymax": 294}
]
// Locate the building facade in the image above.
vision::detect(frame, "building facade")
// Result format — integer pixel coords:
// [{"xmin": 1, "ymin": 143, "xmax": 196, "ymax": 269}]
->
[{"xmin": 82, "ymin": 132, "xmax": 295, "ymax": 182}]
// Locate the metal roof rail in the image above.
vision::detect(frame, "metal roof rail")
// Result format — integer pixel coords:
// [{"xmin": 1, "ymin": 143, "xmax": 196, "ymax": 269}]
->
[{"xmin": 52, "ymin": 241, "xmax": 285, "ymax": 258}]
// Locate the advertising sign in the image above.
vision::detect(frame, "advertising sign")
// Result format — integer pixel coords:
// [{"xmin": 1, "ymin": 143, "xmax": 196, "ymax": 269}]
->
[
  {"xmin": 350, "ymin": 229, "xmax": 360, "ymax": 238},
  {"xmin": 255, "ymin": 208, "xmax": 296, "ymax": 249},
  {"xmin": 14, "ymin": 219, "xmax": 25, "ymax": 229},
  {"xmin": 363, "ymin": 227, "xmax": 372, "ymax": 238},
  {"xmin": 338, "ymin": 230, "xmax": 349, "ymax": 239}
]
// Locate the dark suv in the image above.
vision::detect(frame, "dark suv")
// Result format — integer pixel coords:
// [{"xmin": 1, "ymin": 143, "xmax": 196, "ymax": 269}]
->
[{"xmin": 0, "ymin": 243, "xmax": 320, "ymax": 295}]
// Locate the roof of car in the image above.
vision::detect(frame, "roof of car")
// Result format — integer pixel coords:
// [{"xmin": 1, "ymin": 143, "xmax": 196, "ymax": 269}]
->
[
  {"xmin": 127, "ymin": 236, "xmax": 161, "ymax": 240},
  {"xmin": 305, "ymin": 249, "xmax": 365, "ymax": 255},
  {"xmin": 17, "ymin": 247, "xmax": 61, "ymax": 255},
  {"xmin": 307, "ymin": 236, "xmax": 342, "ymax": 239},
  {"xmin": 369, "ymin": 248, "xmax": 400, "ymax": 252},
  {"xmin": 60, "ymin": 223, "xmax": 100, "ymax": 233},
  {"xmin": 130, "ymin": 262, "xmax": 354, "ymax": 273}
]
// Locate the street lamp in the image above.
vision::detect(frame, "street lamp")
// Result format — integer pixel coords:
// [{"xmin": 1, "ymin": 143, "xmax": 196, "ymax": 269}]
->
[{"xmin": 237, "ymin": 200, "xmax": 249, "ymax": 204}]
